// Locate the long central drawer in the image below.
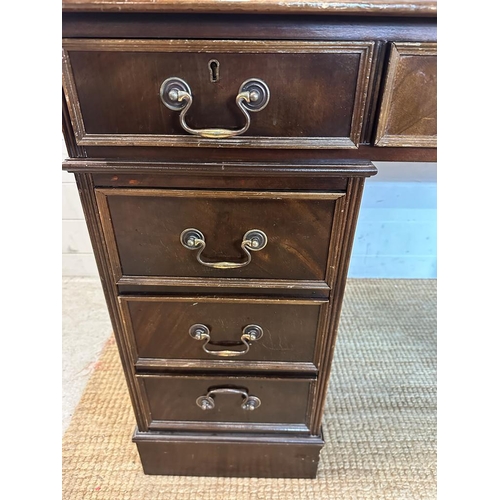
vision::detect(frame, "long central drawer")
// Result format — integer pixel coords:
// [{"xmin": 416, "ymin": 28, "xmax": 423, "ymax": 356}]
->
[{"xmin": 62, "ymin": 39, "xmax": 374, "ymax": 149}]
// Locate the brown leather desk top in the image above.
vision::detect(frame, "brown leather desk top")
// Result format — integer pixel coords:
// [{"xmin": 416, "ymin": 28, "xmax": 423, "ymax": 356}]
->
[{"xmin": 62, "ymin": 0, "xmax": 437, "ymax": 16}]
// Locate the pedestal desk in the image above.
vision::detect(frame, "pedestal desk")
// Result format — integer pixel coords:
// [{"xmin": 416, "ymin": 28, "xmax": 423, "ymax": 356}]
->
[{"xmin": 62, "ymin": 0, "xmax": 437, "ymax": 478}]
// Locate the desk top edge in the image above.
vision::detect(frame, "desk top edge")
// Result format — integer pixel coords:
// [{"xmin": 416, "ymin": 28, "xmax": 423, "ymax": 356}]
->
[{"xmin": 61, "ymin": 0, "xmax": 437, "ymax": 17}]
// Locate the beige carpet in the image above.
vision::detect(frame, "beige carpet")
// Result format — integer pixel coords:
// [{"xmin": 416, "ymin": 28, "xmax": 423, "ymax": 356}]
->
[{"xmin": 62, "ymin": 279, "xmax": 436, "ymax": 499}]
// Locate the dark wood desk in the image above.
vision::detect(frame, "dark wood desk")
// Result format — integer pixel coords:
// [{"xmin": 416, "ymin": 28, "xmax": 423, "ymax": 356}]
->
[{"xmin": 62, "ymin": 0, "xmax": 437, "ymax": 478}]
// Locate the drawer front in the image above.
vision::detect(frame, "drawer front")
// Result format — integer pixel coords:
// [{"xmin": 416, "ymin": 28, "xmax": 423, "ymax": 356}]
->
[
  {"xmin": 139, "ymin": 374, "xmax": 314, "ymax": 430},
  {"xmin": 96, "ymin": 189, "xmax": 343, "ymax": 281},
  {"xmin": 120, "ymin": 296, "xmax": 326, "ymax": 370},
  {"xmin": 375, "ymin": 42, "xmax": 437, "ymax": 147},
  {"xmin": 62, "ymin": 39, "xmax": 374, "ymax": 149}
]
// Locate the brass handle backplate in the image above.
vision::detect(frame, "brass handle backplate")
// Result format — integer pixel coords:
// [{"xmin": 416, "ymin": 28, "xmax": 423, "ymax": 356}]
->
[
  {"xmin": 189, "ymin": 323, "xmax": 264, "ymax": 357},
  {"xmin": 180, "ymin": 228, "xmax": 268, "ymax": 269},
  {"xmin": 196, "ymin": 386, "xmax": 261, "ymax": 411},
  {"xmin": 160, "ymin": 77, "xmax": 270, "ymax": 139}
]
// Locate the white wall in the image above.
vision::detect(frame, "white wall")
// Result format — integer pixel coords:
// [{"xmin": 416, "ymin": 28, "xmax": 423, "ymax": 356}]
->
[
  {"xmin": 61, "ymin": 142, "xmax": 436, "ymax": 278},
  {"xmin": 62, "ymin": 142, "xmax": 99, "ymax": 276}
]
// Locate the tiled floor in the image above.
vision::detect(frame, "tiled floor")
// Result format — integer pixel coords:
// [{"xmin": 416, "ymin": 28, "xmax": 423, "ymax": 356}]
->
[{"xmin": 62, "ymin": 277, "xmax": 111, "ymax": 434}]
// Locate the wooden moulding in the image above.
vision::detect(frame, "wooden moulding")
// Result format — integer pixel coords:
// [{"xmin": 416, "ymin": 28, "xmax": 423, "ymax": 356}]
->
[
  {"xmin": 310, "ymin": 176, "xmax": 366, "ymax": 434},
  {"xmin": 62, "ymin": 159, "xmax": 376, "ymax": 176},
  {"xmin": 73, "ymin": 173, "xmax": 150, "ymax": 431},
  {"xmin": 116, "ymin": 277, "xmax": 332, "ymax": 299},
  {"xmin": 133, "ymin": 429, "xmax": 325, "ymax": 478},
  {"xmin": 62, "ymin": 13, "xmax": 437, "ymax": 43},
  {"xmin": 76, "ymin": 145, "xmax": 438, "ymax": 162},
  {"xmin": 63, "ymin": 160, "xmax": 376, "ymax": 191}
]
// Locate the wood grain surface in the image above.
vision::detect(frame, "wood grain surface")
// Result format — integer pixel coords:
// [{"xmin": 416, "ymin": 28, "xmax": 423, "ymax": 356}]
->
[
  {"xmin": 133, "ymin": 430, "xmax": 324, "ymax": 478},
  {"xmin": 96, "ymin": 188, "xmax": 343, "ymax": 281},
  {"xmin": 79, "ymin": 145, "xmax": 437, "ymax": 162},
  {"xmin": 62, "ymin": 12, "xmax": 437, "ymax": 43},
  {"xmin": 62, "ymin": 39, "xmax": 374, "ymax": 149},
  {"xmin": 375, "ymin": 42, "xmax": 437, "ymax": 147},
  {"xmin": 139, "ymin": 374, "xmax": 314, "ymax": 427},
  {"xmin": 119, "ymin": 296, "xmax": 326, "ymax": 367}
]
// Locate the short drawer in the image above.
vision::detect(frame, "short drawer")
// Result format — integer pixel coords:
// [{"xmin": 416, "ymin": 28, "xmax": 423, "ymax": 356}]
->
[
  {"xmin": 96, "ymin": 188, "xmax": 343, "ymax": 282},
  {"xmin": 62, "ymin": 39, "xmax": 374, "ymax": 149},
  {"xmin": 374, "ymin": 42, "xmax": 437, "ymax": 147},
  {"xmin": 120, "ymin": 296, "xmax": 327, "ymax": 372},
  {"xmin": 138, "ymin": 374, "xmax": 315, "ymax": 433}
]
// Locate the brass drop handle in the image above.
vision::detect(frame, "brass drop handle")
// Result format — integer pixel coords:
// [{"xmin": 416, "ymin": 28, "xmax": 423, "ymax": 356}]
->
[
  {"xmin": 189, "ymin": 323, "xmax": 264, "ymax": 357},
  {"xmin": 160, "ymin": 77, "xmax": 270, "ymax": 139},
  {"xmin": 196, "ymin": 387, "xmax": 261, "ymax": 411},
  {"xmin": 180, "ymin": 228, "xmax": 268, "ymax": 269}
]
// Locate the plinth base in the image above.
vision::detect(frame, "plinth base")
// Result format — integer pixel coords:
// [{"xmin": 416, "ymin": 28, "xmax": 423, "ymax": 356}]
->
[{"xmin": 133, "ymin": 428, "xmax": 324, "ymax": 478}]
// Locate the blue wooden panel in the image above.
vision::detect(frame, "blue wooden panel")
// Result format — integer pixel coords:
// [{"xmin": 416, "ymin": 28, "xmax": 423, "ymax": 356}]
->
[{"xmin": 348, "ymin": 173, "xmax": 436, "ymax": 278}]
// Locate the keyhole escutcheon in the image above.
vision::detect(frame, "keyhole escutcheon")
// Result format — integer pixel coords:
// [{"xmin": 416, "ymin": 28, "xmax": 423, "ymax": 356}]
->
[{"xmin": 209, "ymin": 59, "xmax": 220, "ymax": 83}]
